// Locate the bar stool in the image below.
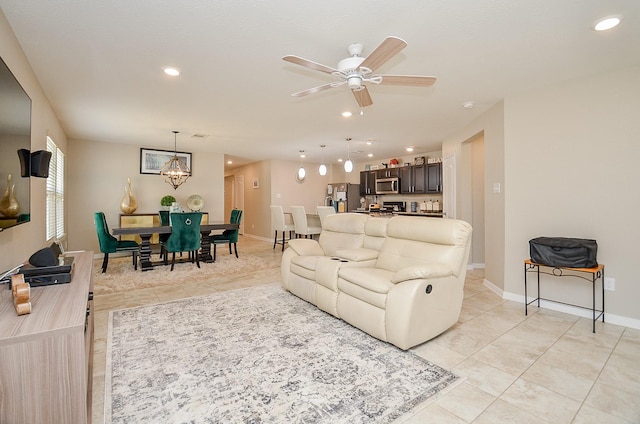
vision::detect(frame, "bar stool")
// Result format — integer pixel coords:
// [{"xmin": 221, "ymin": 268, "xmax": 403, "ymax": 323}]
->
[
  {"xmin": 290, "ymin": 206, "xmax": 322, "ymax": 239},
  {"xmin": 270, "ymin": 205, "xmax": 295, "ymax": 251}
]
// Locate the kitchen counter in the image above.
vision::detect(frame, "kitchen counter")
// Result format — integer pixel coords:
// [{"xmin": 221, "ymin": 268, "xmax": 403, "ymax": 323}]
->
[
  {"xmin": 395, "ymin": 211, "xmax": 444, "ymax": 217},
  {"xmin": 350, "ymin": 209, "xmax": 443, "ymax": 217}
]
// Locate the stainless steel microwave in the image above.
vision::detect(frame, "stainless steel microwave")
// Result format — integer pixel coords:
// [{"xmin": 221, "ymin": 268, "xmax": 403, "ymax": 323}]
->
[{"xmin": 375, "ymin": 177, "xmax": 399, "ymax": 194}]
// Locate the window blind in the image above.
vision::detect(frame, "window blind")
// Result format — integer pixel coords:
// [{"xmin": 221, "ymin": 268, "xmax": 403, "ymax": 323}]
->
[{"xmin": 46, "ymin": 137, "xmax": 65, "ymax": 241}]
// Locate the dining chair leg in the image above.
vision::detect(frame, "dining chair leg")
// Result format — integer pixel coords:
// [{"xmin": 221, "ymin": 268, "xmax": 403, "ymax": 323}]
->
[
  {"xmin": 213, "ymin": 244, "xmax": 217, "ymax": 262},
  {"xmin": 170, "ymin": 252, "xmax": 176, "ymax": 271},
  {"xmin": 281, "ymin": 232, "xmax": 285, "ymax": 251},
  {"xmin": 196, "ymin": 251, "xmax": 200, "ymax": 268},
  {"xmin": 101, "ymin": 253, "xmax": 109, "ymax": 273},
  {"xmin": 133, "ymin": 251, "xmax": 138, "ymax": 271},
  {"xmin": 233, "ymin": 243, "xmax": 238, "ymax": 258},
  {"xmin": 273, "ymin": 230, "xmax": 278, "ymax": 250}
]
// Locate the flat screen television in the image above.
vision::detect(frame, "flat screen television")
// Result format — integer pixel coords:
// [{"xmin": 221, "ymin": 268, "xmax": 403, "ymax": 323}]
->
[{"xmin": 0, "ymin": 56, "xmax": 31, "ymax": 232}]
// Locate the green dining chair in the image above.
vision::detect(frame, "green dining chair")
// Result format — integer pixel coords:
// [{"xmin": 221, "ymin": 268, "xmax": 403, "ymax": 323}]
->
[
  {"xmin": 212, "ymin": 209, "xmax": 242, "ymax": 261},
  {"xmin": 94, "ymin": 211, "xmax": 139, "ymax": 273},
  {"xmin": 158, "ymin": 210, "xmax": 170, "ymax": 260},
  {"xmin": 161, "ymin": 212, "xmax": 202, "ymax": 271}
]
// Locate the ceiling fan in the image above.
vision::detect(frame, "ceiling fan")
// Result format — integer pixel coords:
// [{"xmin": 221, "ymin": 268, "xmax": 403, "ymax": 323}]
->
[{"xmin": 283, "ymin": 36, "xmax": 436, "ymax": 108}]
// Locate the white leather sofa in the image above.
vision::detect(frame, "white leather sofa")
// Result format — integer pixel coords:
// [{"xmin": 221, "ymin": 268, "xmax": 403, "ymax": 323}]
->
[{"xmin": 281, "ymin": 213, "xmax": 473, "ymax": 350}]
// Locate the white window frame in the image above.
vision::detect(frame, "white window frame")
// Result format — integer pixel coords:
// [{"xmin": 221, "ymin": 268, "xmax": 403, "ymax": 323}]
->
[{"xmin": 46, "ymin": 136, "xmax": 65, "ymax": 241}]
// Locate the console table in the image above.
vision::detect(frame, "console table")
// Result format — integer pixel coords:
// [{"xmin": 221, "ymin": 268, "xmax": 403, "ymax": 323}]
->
[
  {"xmin": 524, "ymin": 259, "xmax": 605, "ymax": 333},
  {"xmin": 0, "ymin": 251, "xmax": 94, "ymax": 423}
]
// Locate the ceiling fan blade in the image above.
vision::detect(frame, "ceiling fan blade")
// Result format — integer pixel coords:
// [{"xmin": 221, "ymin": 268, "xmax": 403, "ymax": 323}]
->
[
  {"xmin": 292, "ymin": 83, "xmax": 335, "ymax": 97},
  {"xmin": 283, "ymin": 55, "xmax": 338, "ymax": 74},
  {"xmin": 378, "ymin": 75, "xmax": 437, "ymax": 87},
  {"xmin": 359, "ymin": 36, "xmax": 407, "ymax": 73},
  {"xmin": 353, "ymin": 87, "xmax": 373, "ymax": 107}
]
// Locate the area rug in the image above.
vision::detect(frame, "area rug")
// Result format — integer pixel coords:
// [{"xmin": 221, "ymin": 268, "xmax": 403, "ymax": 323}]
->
[
  {"xmin": 105, "ymin": 284, "xmax": 458, "ymax": 423},
  {"xmin": 94, "ymin": 252, "xmax": 278, "ymax": 294}
]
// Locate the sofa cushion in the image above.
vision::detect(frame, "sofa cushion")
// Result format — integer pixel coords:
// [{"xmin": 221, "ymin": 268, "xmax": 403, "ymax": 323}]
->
[
  {"xmin": 338, "ymin": 267, "xmax": 394, "ymax": 309},
  {"xmin": 390, "ymin": 263, "xmax": 453, "ymax": 283},
  {"xmin": 335, "ymin": 248, "xmax": 379, "ymax": 262},
  {"xmin": 317, "ymin": 213, "xmax": 368, "ymax": 257},
  {"xmin": 363, "ymin": 217, "xmax": 388, "ymax": 251},
  {"xmin": 290, "ymin": 255, "xmax": 320, "ymax": 280},
  {"xmin": 376, "ymin": 217, "xmax": 472, "ymax": 275},
  {"xmin": 287, "ymin": 238, "xmax": 325, "ymax": 256}
]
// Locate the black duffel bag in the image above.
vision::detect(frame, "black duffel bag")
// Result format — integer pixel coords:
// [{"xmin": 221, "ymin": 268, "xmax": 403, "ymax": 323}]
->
[{"xmin": 529, "ymin": 237, "xmax": 598, "ymax": 268}]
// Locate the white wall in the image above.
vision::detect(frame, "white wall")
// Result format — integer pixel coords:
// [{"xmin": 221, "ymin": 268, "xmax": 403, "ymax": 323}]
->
[
  {"xmin": 445, "ymin": 65, "xmax": 640, "ymax": 325},
  {"xmin": 66, "ymin": 138, "xmax": 225, "ymax": 253},
  {"xmin": 0, "ymin": 9, "xmax": 67, "ymax": 273},
  {"xmin": 504, "ymin": 65, "xmax": 640, "ymax": 324},
  {"xmin": 443, "ymin": 102, "xmax": 505, "ymax": 290}
]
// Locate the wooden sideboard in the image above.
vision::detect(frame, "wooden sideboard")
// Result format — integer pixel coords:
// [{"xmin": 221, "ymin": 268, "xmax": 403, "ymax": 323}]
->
[
  {"xmin": 119, "ymin": 212, "xmax": 209, "ymax": 244},
  {"xmin": 0, "ymin": 251, "xmax": 94, "ymax": 424}
]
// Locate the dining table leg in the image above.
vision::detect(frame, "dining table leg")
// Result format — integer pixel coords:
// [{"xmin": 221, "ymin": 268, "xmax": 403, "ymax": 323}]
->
[
  {"xmin": 199, "ymin": 230, "xmax": 214, "ymax": 263},
  {"xmin": 139, "ymin": 234, "xmax": 154, "ymax": 271}
]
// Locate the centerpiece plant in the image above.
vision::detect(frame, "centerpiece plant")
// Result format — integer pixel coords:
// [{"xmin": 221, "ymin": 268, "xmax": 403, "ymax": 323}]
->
[{"xmin": 161, "ymin": 195, "xmax": 176, "ymax": 209}]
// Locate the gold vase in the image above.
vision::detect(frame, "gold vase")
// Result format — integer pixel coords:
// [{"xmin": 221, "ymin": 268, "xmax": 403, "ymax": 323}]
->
[
  {"xmin": 120, "ymin": 178, "xmax": 138, "ymax": 214},
  {"xmin": 0, "ymin": 174, "xmax": 20, "ymax": 218}
]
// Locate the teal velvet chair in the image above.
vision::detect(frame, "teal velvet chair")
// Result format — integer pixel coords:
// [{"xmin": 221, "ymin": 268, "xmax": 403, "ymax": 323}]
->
[
  {"xmin": 212, "ymin": 209, "xmax": 242, "ymax": 261},
  {"xmin": 161, "ymin": 212, "xmax": 202, "ymax": 271},
  {"xmin": 94, "ymin": 211, "xmax": 139, "ymax": 273},
  {"xmin": 158, "ymin": 210, "xmax": 170, "ymax": 260}
]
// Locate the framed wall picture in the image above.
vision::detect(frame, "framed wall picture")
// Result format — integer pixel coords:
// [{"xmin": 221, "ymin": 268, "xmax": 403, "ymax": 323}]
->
[
  {"xmin": 252, "ymin": 178, "xmax": 260, "ymax": 189},
  {"xmin": 140, "ymin": 148, "xmax": 192, "ymax": 175}
]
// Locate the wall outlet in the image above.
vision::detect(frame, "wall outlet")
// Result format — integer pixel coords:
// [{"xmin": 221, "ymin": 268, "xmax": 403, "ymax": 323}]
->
[{"xmin": 604, "ymin": 277, "xmax": 615, "ymax": 291}]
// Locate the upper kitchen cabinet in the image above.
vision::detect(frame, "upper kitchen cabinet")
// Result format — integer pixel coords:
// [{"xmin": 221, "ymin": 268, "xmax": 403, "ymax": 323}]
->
[
  {"xmin": 400, "ymin": 164, "xmax": 426, "ymax": 194},
  {"xmin": 426, "ymin": 163, "xmax": 442, "ymax": 193},
  {"xmin": 376, "ymin": 168, "xmax": 400, "ymax": 179},
  {"xmin": 359, "ymin": 170, "xmax": 377, "ymax": 196}
]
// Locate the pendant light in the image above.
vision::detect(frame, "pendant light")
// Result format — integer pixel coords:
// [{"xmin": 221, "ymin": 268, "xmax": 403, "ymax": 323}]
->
[
  {"xmin": 344, "ymin": 138, "xmax": 353, "ymax": 173},
  {"xmin": 318, "ymin": 144, "xmax": 327, "ymax": 176},
  {"xmin": 160, "ymin": 131, "xmax": 191, "ymax": 190},
  {"xmin": 296, "ymin": 150, "xmax": 306, "ymax": 182}
]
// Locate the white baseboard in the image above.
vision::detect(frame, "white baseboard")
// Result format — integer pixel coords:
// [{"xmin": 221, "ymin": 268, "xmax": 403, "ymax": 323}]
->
[
  {"xmin": 483, "ymin": 278, "xmax": 503, "ymax": 297},
  {"xmin": 502, "ymin": 290, "xmax": 640, "ymax": 330}
]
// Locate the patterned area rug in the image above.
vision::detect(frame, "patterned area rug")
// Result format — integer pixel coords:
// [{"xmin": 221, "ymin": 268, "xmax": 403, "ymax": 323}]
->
[
  {"xmin": 94, "ymin": 253, "xmax": 278, "ymax": 294},
  {"xmin": 106, "ymin": 284, "xmax": 458, "ymax": 423}
]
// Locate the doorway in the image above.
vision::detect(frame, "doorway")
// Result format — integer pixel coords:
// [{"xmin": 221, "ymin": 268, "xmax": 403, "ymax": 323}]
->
[{"xmin": 461, "ymin": 132, "xmax": 485, "ymax": 268}]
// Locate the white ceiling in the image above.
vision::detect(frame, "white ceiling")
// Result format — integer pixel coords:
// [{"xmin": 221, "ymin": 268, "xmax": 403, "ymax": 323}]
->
[{"xmin": 1, "ymin": 0, "xmax": 638, "ymax": 168}]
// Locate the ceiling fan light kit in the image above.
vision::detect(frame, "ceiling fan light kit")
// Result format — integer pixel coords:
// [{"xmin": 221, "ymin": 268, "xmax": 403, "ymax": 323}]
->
[{"xmin": 283, "ymin": 36, "xmax": 437, "ymax": 107}]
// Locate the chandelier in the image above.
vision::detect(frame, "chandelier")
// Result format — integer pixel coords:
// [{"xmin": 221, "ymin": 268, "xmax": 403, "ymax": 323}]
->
[{"xmin": 160, "ymin": 131, "xmax": 190, "ymax": 190}]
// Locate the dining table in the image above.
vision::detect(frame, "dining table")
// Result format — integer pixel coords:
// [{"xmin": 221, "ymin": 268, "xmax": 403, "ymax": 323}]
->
[{"xmin": 112, "ymin": 223, "xmax": 240, "ymax": 271}]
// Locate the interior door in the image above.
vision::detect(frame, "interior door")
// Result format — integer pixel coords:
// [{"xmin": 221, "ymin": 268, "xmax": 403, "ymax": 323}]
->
[{"xmin": 443, "ymin": 155, "xmax": 456, "ymax": 219}]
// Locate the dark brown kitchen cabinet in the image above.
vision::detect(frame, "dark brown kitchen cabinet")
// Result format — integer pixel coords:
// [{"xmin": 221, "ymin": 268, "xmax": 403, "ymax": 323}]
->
[
  {"xmin": 359, "ymin": 170, "xmax": 377, "ymax": 195},
  {"xmin": 426, "ymin": 163, "xmax": 442, "ymax": 193},
  {"xmin": 376, "ymin": 168, "xmax": 399, "ymax": 179},
  {"xmin": 400, "ymin": 165, "xmax": 426, "ymax": 194}
]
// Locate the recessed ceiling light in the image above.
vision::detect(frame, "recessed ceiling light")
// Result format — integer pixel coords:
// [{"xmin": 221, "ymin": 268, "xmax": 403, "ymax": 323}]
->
[
  {"xmin": 406, "ymin": 147, "xmax": 414, "ymax": 152},
  {"xmin": 367, "ymin": 153, "xmax": 373, "ymax": 157},
  {"xmin": 463, "ymin": 101, "xmax": 475, "ymax": 109},
  {"xmin": 163, "ymin": 67, "xmax": 180, "ymax": 76},
  {"xmin": 338, "ymin": 158, "xmax": 344, "ymax": 163},
  {"xmin": 227, "ymin": 160, "xmax": 233, "ymax": 165},
  {"xmin": 593, "ymin": 15, "xmax": 622, "ymax": 31},
  {"xmin": 341, "ymin": 111, "xmax": 352, "ymax": 117}
]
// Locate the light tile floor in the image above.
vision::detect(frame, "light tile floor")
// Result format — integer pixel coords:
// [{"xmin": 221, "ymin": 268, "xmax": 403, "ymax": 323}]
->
[{"xmin": 92, "ymin": 237, "xmax": 640, "ymax": 424}]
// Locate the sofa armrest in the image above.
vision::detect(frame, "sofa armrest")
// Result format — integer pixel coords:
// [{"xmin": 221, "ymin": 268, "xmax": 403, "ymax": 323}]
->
[
  {"xmin": 335, "ymin": 248, "xmax": 379, "ymax": 262},
  {"xmin": 390, "ymin": 263, "xmax": 453, "ymax": 283},
  {"xmin": 287, "ymin": 239, "xmax": 325, "ymax": 256}
]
